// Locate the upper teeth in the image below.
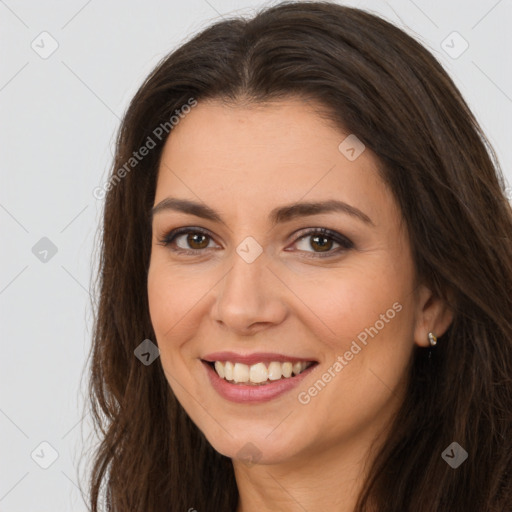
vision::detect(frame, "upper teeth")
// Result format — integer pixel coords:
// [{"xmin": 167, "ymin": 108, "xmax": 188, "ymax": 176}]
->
[{"xmin": 213, "ymin": 361, "xmax": 311, "ymax": 384}]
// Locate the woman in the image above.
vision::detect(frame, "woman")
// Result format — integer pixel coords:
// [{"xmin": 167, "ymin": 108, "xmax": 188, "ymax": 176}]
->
[{"xmin": 86, "ymin": 2, "xmax": 512, "ymax": 510}]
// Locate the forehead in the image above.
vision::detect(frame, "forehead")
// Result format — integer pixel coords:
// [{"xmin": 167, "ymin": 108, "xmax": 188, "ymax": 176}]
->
[{"xmin": 154, "ymin": 98, "xmax": 392, "ymax": 226}]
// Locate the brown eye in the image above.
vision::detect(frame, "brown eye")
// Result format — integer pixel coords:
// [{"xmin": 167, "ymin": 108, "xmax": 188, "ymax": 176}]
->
[
  {"xmin": 292, "ymin": 228, "xmax": 354, "ymax": 258},
  {"xmin": 158, "ymin": 227, "xmax": 218, "ymax": 254},
  {"xmin": 183, "ymin": 232, "xmax": 210, "ymax": 250},
  {"xmin": 309, "ymin": 234, "xmax": 334, "ymax": 252}
]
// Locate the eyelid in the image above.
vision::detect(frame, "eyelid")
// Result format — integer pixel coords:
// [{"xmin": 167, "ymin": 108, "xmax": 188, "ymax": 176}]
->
[
  {"xmin": 291, "ymin": 227, "xmax": 352, "ymax": 246},
  {"xmin": 287, "ymin": 227, "xmax": 354, "ymax": 257},
  {"xmin": 158, "ymin": 226, "xmax": 219, "ymax": 252}
]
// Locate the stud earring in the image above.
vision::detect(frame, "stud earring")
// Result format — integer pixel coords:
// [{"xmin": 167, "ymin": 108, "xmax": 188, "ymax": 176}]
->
[{"xmin": 428, "ymin": 332, "xmax": 438, "ymax": 347}]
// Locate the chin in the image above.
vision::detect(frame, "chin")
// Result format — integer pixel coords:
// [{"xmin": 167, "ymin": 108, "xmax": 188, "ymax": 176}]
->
[{"xmin": 201, "ymin": 423, "xmax": 305, "ymax": 466}]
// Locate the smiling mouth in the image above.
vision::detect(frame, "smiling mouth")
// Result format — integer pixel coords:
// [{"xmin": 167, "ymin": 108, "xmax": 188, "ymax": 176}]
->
[{"xmin": 203, "ymin": 360, "xmax": 318, "ymax": 386}]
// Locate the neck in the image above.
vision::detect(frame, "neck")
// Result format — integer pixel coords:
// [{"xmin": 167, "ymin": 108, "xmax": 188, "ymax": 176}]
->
[{"xmin": 233, "ymin": 428, "xmax": 384, "ymax": 512}]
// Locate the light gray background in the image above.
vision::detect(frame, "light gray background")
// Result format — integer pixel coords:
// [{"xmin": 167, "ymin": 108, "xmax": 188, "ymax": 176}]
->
[{"xmin": 1, "ymin": 0, "xmax": 511, "ymax": 510}]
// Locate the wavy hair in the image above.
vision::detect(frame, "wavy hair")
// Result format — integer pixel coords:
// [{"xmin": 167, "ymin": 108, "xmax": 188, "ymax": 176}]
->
[{"xmin": 85, "ymin": 2, "xmax": 512, "ymax": 510}]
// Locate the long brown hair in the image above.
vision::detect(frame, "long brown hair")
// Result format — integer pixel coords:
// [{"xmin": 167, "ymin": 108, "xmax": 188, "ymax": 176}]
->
[{"xmin": 85, "ymin": 2, "xmax": 512, "ymax": 510}]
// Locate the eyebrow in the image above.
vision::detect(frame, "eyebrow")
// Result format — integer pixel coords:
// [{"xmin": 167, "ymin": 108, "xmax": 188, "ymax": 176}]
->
[{"xmin": 150, "ymin": 197, "xmax": 374, "ymax": 226}]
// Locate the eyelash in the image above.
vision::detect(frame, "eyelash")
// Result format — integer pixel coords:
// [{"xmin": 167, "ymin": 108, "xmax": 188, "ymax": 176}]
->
[{"xmin": 156, "ymin": 226, "xmax": 354, "ymax": 259}]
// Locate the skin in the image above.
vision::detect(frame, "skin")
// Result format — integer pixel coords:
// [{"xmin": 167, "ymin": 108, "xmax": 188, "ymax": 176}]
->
[{"xmin": 147, "ymin": 98, "xmax": 453, "ymax": 512}]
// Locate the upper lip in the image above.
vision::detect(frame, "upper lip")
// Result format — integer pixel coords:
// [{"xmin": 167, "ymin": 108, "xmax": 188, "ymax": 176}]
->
[{"xmin": 201, "ymin": 351, "xmax": 318, "ymax": 366}]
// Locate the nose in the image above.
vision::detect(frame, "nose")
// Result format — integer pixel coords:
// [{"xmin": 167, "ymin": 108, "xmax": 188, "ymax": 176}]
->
[{"xmin": 211, "ymin": 248, "xmax": 288, "ymax": 336}]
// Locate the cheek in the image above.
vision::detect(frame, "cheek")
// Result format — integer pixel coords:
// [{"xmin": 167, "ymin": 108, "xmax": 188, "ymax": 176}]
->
[
  {"xmin": 147, "ymin": 253, "xmax": 208, "ymax": 329},
  {"xmin": 147, "ymin": 263, "xmax": 174, "ymax": 340},
  {"xmin": 287, "ymin": 259, "xmax": 410, "ymax": 350},
  {"xmin": 147, "ymin": 260, "xmax": 208, "ymax": 408},
  {"xmin": 147, "ymin": 256, "xmax": 225, "ymax": 379},
  {"xmin": 147, "ymin": 259, "xmax": 200, "ymax": 358},
  {"xmin": 289, "ymin": 260, "xmax": 415, "ymax": 414}
]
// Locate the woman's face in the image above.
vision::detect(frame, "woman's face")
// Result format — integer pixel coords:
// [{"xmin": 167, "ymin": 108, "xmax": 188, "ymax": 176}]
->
[{"xmin": 147, "ymin": 98, "xmax": 447, "ymax": 466}]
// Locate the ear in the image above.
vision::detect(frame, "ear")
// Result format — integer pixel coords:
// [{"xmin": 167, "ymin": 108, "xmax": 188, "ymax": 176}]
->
[{"xmin": 413, "ymin": 284, "xmax": 454, "ymax": 347}]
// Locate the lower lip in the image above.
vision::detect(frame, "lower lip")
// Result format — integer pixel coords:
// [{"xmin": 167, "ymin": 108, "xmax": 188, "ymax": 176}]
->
[{"xmin": 202, "ymin": 361, "xmax": 318, "ymax": 403}]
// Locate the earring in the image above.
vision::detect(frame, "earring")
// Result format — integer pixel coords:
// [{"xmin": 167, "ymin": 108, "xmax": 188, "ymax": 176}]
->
[{"xmin": 428, "ymin": 332, "xmax": 438, "ymax": 347}]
